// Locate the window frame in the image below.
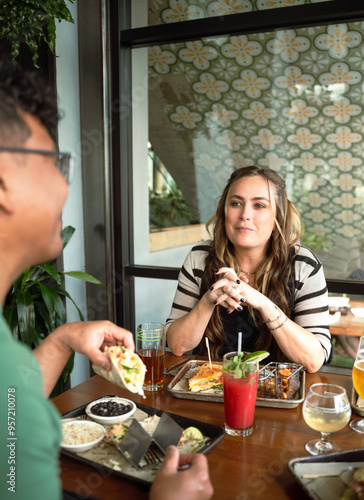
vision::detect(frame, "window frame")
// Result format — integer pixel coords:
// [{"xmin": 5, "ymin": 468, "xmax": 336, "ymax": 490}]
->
[{"xmin": 116, "ymin": 0, "xmax": 364, "ymax": 331}]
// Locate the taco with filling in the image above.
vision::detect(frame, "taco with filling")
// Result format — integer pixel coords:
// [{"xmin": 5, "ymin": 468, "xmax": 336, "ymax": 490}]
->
[{"xmin": 92, "ymin": 346, "xmax": 146, "ymax": 396}]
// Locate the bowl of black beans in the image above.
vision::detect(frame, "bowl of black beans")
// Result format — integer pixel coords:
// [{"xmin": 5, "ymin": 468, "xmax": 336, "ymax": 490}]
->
[{"xmin": 85, "ymin": 397, "xmax": 136, "ymax": 424}]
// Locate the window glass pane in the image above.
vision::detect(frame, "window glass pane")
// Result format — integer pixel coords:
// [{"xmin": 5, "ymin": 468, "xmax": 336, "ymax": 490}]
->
[
  {"xmin": 132, "ymin": 0, "xmax": 333, "ymax": 28},
  {"xmin": 133, "ymin": 22, "xmax": 364, "ymax": 280},
  {"xmin": 329, "ymin": 293, "xmax": 364, "ymax": 369},
  {"xmin": 135, "ymin": 277, "xmax": 178, "ymax": 327}
]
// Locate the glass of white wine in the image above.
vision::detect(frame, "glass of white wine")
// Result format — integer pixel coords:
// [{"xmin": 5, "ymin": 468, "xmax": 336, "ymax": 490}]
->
[
  {"xmin": 302, "ymin": 383, "xmax": 351, "ymax": 455},
  {"xmin": 350, "ymin": 335, "xmax": 364, "ymax": 434}
]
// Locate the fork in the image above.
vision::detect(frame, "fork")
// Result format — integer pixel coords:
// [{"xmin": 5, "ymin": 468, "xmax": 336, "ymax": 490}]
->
[{"xmin": 144, "ymin": 445, "xmax": 162, "ymax": 465}]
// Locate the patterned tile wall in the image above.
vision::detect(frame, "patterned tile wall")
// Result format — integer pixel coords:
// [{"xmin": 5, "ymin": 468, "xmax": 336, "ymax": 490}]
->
[
  {"xmin": 148, "ymin": 0, "xmax": 364, "ymax": 247},
  {"xmin": 152, "ymin": 0, "xmax": 332, "ymax": 23}
]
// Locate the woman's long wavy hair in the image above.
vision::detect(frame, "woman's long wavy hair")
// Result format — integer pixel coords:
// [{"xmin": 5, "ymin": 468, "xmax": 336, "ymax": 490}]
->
[{"xmin": 199, "ymin": 166, "xmax": 301, "ymax": 359}]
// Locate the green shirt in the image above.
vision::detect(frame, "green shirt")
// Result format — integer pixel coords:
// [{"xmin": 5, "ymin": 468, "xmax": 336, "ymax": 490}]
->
[{"xmin": 0, "ymin": 310, "xmax": 62, "ymax": 499}]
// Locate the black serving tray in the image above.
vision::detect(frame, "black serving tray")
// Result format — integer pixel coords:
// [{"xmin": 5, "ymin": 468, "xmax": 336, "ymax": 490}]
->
[
  {"xmin": 61, "ymin": 395, "xmax": 225, "ymax": 488},
  {"xmin": 288, "ymin": 449, "xmax": 364, "ymax": 500}
]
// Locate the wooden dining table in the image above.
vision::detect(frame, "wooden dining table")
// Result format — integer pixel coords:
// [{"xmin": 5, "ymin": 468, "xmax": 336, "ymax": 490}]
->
[
  {"xmin": 330, "ymin": 301, "xmax": 364, "ymax": 338},
  {"xmin": 53, "ymin": 354, "xmax": 363, "ymax": 500}
]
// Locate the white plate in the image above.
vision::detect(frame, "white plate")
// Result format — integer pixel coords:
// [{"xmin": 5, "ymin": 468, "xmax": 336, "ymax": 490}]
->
[
  {"xmin": 61, "ymin": 420, "xmax": 105, "ymax": 452},
  {"xmin": 85, "ymin": 396, "xmax": 136, "ymax": 425}
]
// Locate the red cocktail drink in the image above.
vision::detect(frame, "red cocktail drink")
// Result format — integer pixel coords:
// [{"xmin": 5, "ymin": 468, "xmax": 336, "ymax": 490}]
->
[
  {"xmin": 223, "ymin": 371, "xmax": 258, "ymax": 429},
  {"xmin": 222, "ymin": 351, "xmax": 259, "ymax": 436}
]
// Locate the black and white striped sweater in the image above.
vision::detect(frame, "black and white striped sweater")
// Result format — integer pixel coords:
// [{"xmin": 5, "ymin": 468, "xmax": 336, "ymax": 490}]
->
[{"xmin": 165, "ymin": 241, "xmax": 332, "ymax": 362}]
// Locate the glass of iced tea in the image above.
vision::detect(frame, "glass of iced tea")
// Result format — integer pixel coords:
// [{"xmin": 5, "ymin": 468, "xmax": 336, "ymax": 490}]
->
[
  {"xmin": 137, "ymin": 323, "xmax": 165, "ymax": 391},
  {"xmin": 350, "ymin": 335, "xmax": 364, "ymax": 434}
]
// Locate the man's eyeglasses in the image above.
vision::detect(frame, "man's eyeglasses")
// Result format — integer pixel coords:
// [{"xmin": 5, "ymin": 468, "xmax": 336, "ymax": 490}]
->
[{"xmin": 0, "ymin": 147, "xmax": 74, "ymax": 184}]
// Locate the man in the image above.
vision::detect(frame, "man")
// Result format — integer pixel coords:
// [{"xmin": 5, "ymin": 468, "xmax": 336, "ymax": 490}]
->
[{"xmin": 0, "ymin": 59, "xmax": 213, "ymax": 500}]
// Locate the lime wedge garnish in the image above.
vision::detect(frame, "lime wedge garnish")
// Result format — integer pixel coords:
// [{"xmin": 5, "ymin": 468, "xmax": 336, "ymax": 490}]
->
[
  {"xmin": 241, "ymin": 351, "xmax": 270, "ymax": 364},
  {"xmin": 182, "ymin": 426, "xmax": 204, "ymax": 442}
]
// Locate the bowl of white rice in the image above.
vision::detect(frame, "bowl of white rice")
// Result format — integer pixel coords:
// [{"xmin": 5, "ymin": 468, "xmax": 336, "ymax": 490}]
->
[{"xmin": 61, "ymin": 420, "xmax": 105, "ymax": 453}]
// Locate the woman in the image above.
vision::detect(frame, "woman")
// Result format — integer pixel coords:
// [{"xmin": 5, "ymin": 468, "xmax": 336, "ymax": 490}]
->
[{"xmin": 166, "ymin": 167, "xmax": 331, "ymax": 373}]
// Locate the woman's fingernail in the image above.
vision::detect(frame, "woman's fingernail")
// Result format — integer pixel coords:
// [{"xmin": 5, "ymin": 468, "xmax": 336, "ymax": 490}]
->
[
  {"xmin": 236, "ymin": 279, "xmax": 241, "ymax": 284},
  {"xmin": 210, "ymin": 286, "xmax": 214, "ymax": 291},
  {"xmin": 213, "ymin": 300, "xmax": 217, "ymax": 305},
  {"xmin": 240, "ymin": 297, "xmax": 246, "ymax": 303},
  {"xmin": 237, "ymin": 305, "xmax": 243, "ymax": 311}
]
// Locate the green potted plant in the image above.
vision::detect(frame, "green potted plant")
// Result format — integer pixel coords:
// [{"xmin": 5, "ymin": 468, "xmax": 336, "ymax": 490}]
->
[
  {"xmin": 3, "ymin": 226, "xmax": 103, "ymax": 396},
  {"xmin": 0, "ymin": 0, "xmax": 75, "ymax": 66}
]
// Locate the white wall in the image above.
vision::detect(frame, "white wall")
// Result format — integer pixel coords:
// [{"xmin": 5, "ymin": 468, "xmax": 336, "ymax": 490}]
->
[{"xmin": 55, "ymin": 2, "xmax": 90, "ymax": 387}]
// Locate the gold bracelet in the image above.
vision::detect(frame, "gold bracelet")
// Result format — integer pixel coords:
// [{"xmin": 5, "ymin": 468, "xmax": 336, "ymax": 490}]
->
[
  {"xmin": 267, "ymin": 315, "xmax": 288, "ymax": 331},
  {"xmin": 263, "ymin": 306, "xmax": 282, "ymax": 324}
]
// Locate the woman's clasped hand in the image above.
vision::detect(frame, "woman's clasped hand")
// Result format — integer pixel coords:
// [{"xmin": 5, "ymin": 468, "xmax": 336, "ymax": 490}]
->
[{"xmin": 208, "ymin": 267, "xmax": 269, "ymax": 315}]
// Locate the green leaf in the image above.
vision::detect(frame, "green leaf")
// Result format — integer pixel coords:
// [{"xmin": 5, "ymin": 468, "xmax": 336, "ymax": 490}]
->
[
  {"xmin": 16, "ymin": 291, "xmax": 36, "ymax": 346},
  {"xmin": 52, "ymin": 291, "xmax": 67, "ymax": 324},
  {"xmin": 37, "ymin": 286, "xmax": 67, "ymax": 325},
  {"xmin": 28, "ymin": 266, "xmax": 46, "ymax": 282},
  {"xmin": 38, "ymin": 282, "xmax": 55, "ymax": 330},
  {"xmin": 33, "ymin": 327, "xmax": 46, "ymax": 347},
  {"xmin": 57, "ymin": 289, "xmax": 85, "ymax": 321},
  {"xmin": 11, "ymin": 274, "xmax": 24, "ymax": 295},
  {"xmin": 62, "ymin": 271, "xmax": 104, "ymax": 286},
  {"xmin": 64, "ymin": 352, "xmax": 75, "ymax": 379},
  {"xmin": 61, "ymin": 226, "xmax": 75, "ymax": 249},
  {"xmin": 46, "ymin": 17, "xmax": 56, "ymax": 53},
  {"xmin": 35, "ymin": 301, "xmax": 53, "ymax": 334},
  {"xmin": 37, "ymin": 263, "xmax": 62, "ymax": 286},
  {"xmin": 20, "ymin": 268, "xmax": 35, "ymax": 290},
  {"xmin": 3, "ymin": 305, "xmax": 19, "ymax": 340}
]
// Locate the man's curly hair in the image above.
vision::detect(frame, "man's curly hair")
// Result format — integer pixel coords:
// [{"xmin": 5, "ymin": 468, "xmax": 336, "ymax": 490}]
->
[{"xmin": 0, "ymin": 57, "xmax": 58, "ymax": 146}]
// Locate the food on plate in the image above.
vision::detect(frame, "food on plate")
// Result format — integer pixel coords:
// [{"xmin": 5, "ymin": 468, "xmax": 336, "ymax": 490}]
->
[
  {"xmin": 179, "ymin": 426, "xmax": 204, "ymax": 443},
  {"xmin": 257, "ymin": 366, "xmax": 297, "ymax": 399},
  {"xmin": 339, "ymin": 467, "xmax": 364, "ymax": 499},
  {"xmin": 105, "ymin": 422, "xmax": 129, "ymax": 445},
  {"xmin": 62, "ymin": 421, "xmax": 104, "ymax": 446},
  {"xmin": 353, "ymin": 467, "xmax": 364, "ymax": 483},
  {"xmin": 188, "ymin": 362, "xmax": 222, "ymax": 393},
  {"xmin": 105, "ymin": 416, "xmax": 205, "ymax": 451},
  {"xmin": 90, "ymin": 400, "xmax": 133, "ymax": 417},
  {"xmin": 92, "ymin": 346, "xmax": 146, "ymax": 395}
]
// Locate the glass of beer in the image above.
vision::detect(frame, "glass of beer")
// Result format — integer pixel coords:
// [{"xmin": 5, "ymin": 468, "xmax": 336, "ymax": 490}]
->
[
  {"xmin": 302, "ymin": 383, "xmax": 351, "ymax": 455},
  {"xmin": 350, "ymin": 335, "xmax": 364, "ymax": 434},
  {"xmin": 137, "ymin": 323, "xmax": 165, "ymax": 391}
]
